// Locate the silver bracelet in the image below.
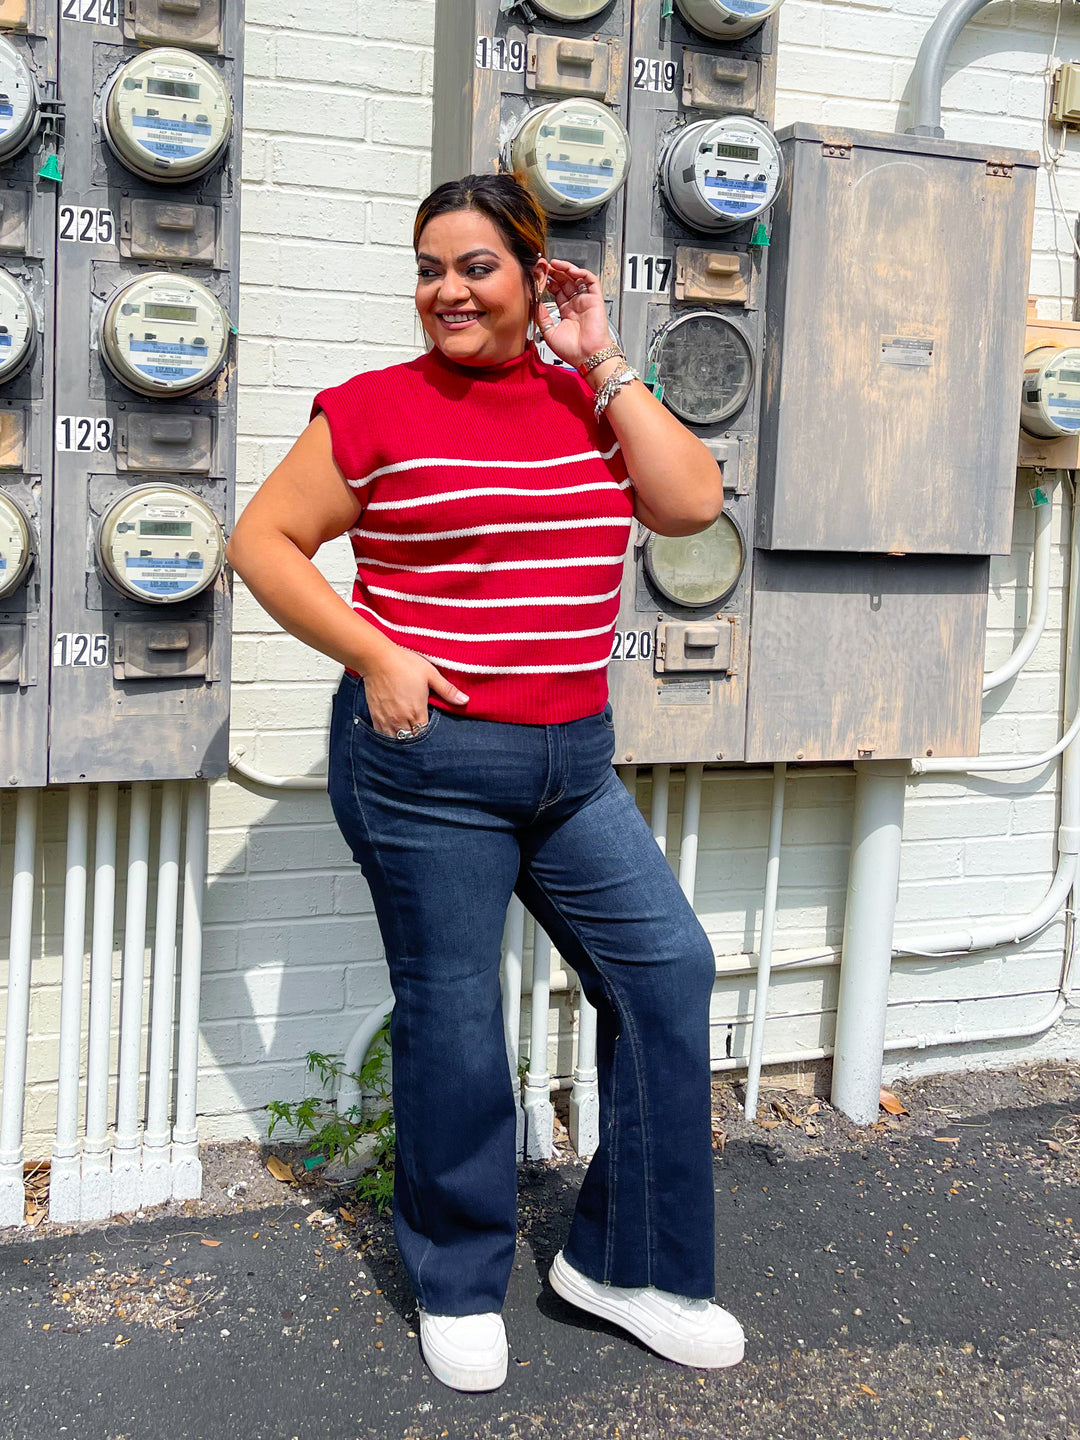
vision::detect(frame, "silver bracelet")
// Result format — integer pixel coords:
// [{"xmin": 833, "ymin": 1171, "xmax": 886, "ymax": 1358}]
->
[{"xmin": 593, "ymin": 362, "xmax": 638, "ymax": 420}]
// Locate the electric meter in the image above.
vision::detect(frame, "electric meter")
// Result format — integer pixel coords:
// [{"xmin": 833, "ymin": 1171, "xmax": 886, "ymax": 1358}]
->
[
  {"xmin": 644, "ymin": 513, "xmax": 744, "ymax": 609},
  {"xmin": 102, "ymin": 46, "xmax": 232, "ymax": 183},
  {"xmin": 530, "ymin": 0, "xmax": 612, "ymax": 16},
  {"xmin": 1021, "ymin": 346, "xmax": 1080, "ymax": 437},
  {"xmin": 0, "ymin": 488, "xmax": 32, "ymax": 598},
  {"xmin": 0, "ymin": 267, "xmax": 33, "ymax": 384},
  {"xmin": 0, "ymin": 35, "xmax": 37, "ymax": 163},
  {"xmin": 509, "ymin": 99, "xmax": 630, "ymax": 218},
  {"xmin": 100, "ymin": 272, "xmax": 229, "ymax": 397},
  {"xmin": 650, "ymin": 310, "xmax": 753, "ymax": 425},
  {"xmin": 675, "ymin": 0, "xmax": 784, "ymax": 41},
  {"xmin": 659, "ymin": 116, "xmax": 782, "ymax": 233},
  {"xmin": 96, "ymin": 485, "xmax": 224, "ymax": 604}
]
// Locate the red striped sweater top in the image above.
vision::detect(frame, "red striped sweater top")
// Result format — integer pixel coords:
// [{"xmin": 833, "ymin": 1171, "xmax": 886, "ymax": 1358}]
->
[{"xmin": 311, "ymin": 343, "xmax": 635, "ymax": 725}]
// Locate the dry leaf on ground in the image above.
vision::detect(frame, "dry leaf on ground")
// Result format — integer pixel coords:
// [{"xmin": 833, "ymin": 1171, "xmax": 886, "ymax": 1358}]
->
[
  {"xmin": 265, "ymin": 1156, "xmax": 295, "ymax": 1183},
  {"xmin": 879, "ymin": 1089, "xmax": 909, "ymax": 1116}
]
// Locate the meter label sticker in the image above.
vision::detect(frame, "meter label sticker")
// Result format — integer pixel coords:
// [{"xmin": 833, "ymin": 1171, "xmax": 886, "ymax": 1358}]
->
[
  {"xmin": 56, "ymin": 416, "xmax": 114, "ymax": 452},
  {"xmin": 722, "ymin": 0, "xmax": 772, "ymax": 13},
  {"xmin": 543, "ymin": 159, "xmax": 613, "ymax": 202},
  {"xmin": 475, "ymin": 36, "xmax": 526, "ymax": 72},
  {"xmin": 633, "ymin": 58, "xmax": 678, "ymax": 93},
  {"xmin": 53, "ymin": 633, "xmax": 109, "ymax": 667},
  {"xmin": 124, "ymin": 556, "xmax": 204, "ymax": 597},
  {"xmin": 132, "ymin": 116, "xmax": 214, "ymax": 161},
  {"xmin": 1046, "ymin": 396, "xmax": 1080, "ymax": 431},
  {"xmin": 702, "ymin": 176, "xmax": 767, "ymax": 215},
  {"xmin": 128, "ymin": 340, "xmax": 210, "ymax": 383},
  {"xmin": 624, "ymin": 254, "xmax": 673, "ymax": 293},
  {"xmin": 611, "ymin": 631, "xmax": 653, "ymax": 661},
  {"xmin": 880, "ymin": 335, "xmax": 933, "ymax": 368},
  {"xmin": 59, "ymin": 206, "xmax": 116, "ymax": 245},
  {"xmin": 61, "ymin": 0, "xmax": 119, "ymax": 23}
]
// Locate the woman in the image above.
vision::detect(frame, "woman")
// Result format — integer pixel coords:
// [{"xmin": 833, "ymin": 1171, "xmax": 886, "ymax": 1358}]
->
[{"xmin": 226, "ymin": 171, "xmax": 743, "ymax": 1393}]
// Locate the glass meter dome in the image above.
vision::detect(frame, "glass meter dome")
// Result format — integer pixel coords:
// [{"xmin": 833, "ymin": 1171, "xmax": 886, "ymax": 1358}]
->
[
  {"xmin": 651, "ymin": 310, "xmax": 754, "ymax": 425},
  {"xmin": 645, "ymin": 514, "xmax": 744, "ymax": 609},
  {"xmin": 676, "ymin": 0, "xmax": 785, "ymax": 41},
  {"xmin": 510, "ymin": 98, "xmax": 630, "ymax": 218}
]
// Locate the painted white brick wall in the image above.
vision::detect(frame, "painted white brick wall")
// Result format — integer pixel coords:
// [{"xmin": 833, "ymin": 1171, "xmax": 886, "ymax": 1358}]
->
[{"xmin": 5, "ymin": 0, "xmax": 1080, "ymax": 1155}]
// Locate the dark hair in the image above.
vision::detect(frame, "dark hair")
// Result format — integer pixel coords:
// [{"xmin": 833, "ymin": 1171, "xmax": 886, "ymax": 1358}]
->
[{"xmin": 413, "ymin": 171, "xmax": 547, "ymax": 290}]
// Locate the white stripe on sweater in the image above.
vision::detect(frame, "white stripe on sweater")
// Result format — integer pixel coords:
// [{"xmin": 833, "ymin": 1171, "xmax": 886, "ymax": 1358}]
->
[
  {"xmin": 356, "ymin": 555, "xmax": 625, "ymax": 574},
  {"xmin": 349, "ymin": 517, "xmax": 631, "ymax": 543},
  {"xmin": 366, "ymin": 582, "xmax": 621, "ymax": 608},
  {"xmin": 353, "ymin": 601, "xmax": 613, "ymax": 644},
  {"xmin": 345, "ymin": 441, "xmax": 621, "ymax": 490},
  {"xmin": 366, "ymin": 478, "xmax": 631, "ymax": 511},
  {"xmin": 415, "ymin": 652, "xmax": 613, "ymax": 675}
]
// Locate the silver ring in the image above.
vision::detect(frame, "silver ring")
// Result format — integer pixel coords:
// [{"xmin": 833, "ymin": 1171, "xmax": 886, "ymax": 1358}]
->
[
  {"xmin": 575, "ymin": 283, "xmax": 588, "ymax": 294},
  {"xmin": 395, "ymin": 728, "xmax": 411, "ymax": 740}
]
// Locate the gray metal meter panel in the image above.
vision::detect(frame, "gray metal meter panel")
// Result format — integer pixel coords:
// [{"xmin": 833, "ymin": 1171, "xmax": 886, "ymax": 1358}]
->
[
  {"xmin": 756, "ymin": 123, "xmax": 1038, "ymax": 557},
  {"xmin": 0, "ymin": 5, "xmax": 56, "ymax": 788},
  {"xmin": 431, "ymin": 0, "xmax": 632, "ymax": 316},
  {"xmin": 604, "ymin": 0, "xmax": 777, "ymax": 766},
  {"xmin": 47, "ymin": 2, "xmax": 242, "ymax": 785}
]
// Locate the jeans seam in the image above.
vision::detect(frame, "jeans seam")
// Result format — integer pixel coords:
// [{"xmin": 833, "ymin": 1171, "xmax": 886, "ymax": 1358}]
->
[{"xmin": 525, "ymin": 872, "xmax": 654, "ymax": 1289}]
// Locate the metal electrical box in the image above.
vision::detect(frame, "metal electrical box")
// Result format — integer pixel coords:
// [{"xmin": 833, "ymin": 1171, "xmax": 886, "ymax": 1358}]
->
[
  {"xmin": 46, "ymin": 1, "xmax": 243, "ymax": 784},
  {"xmin": 745, "ymin": 124, "xmax": 1038, "ymax": 764}
]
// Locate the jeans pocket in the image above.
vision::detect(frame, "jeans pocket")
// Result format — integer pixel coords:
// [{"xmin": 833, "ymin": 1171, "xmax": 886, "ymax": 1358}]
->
[
  {"xmin": 599, "ymin": 700, "xmax": 615, "ymax": 731},
  {"xmin": 353, "ymin": 681, "xmax": 441, "ymax": 747}
]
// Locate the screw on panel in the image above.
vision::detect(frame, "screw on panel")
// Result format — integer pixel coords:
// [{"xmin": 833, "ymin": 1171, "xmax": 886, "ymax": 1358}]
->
[
  {"xmin": 925, "ymin": 748, "xmax": 934, "ymax": 756},
  {"xmin": 624, "ymin": 753, "xmax": 634, "ymax": 761},
  {"xmin": 795, "ymin": 751, "xmax": 804, "ymax": 760}
]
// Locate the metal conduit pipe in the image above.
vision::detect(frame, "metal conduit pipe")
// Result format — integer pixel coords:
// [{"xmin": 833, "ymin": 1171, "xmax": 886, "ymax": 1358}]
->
[
  {"xmin": 679, "ymin": 764, "xmax": 704, "ymax": 905},
  {"xmin": 983, "ymin": 482, "xmax": 1054, "ymax": 695},
  {"xmin": 336, "ymin": 993, "xmax": 395, "ymax": 1125},
  {"xmin": 743, "ymin": 763, "xmax": 787, "ymax": 1119},
  {"xmin": 112, "ymin": 781, "xmax": 151, "ymax": 1214},
  {"xmin": 81, "ymin": 783, "xmax": 118, "ymax": 1222},
  {"xmin": 502, "ymin": 896, "xmax": 527, "ymax": 1156},
  {"xmin": 0, "ymin": 788, "xmax": 39, "ymax": 1227},
  {"xmin": 650, "ymin": 763, "xmax": 670, "ymax": 853},
  {"xmin": 49, "ymin": 787, "xmax": 90, "ymax": 1224},
  {"xmin": 173, "ymin": 782, "xmax": 209, "ymax": 1201},
  {"xmin": 230, "ymin": 750, "xmax": 326, "ymax": 790},
  {"xmin": 906, "ymin": 0, "xmax": 996, "ymax": 138},
  {"xmin": 143, "ymin": 782, "xmax": 182, "ymax": 1207},
  {"xmin": 523, "ymin": 927, "xmax": 554, "ymax": 1158}
]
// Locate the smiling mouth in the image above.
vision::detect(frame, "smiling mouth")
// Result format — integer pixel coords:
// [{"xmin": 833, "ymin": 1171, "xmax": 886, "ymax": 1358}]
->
[{"xmin": 437, "ymin": 310, "xmax": 485, "ymax": 327}]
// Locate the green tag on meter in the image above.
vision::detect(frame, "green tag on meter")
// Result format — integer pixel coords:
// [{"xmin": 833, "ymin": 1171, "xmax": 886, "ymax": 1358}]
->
[
  {"xmin": 661, "ymin": 0, "xmax": 673, "ymax": 15},
  {"xmin": 1030, "ymin": 486, "xmax": 1050, "ymax": 507}
]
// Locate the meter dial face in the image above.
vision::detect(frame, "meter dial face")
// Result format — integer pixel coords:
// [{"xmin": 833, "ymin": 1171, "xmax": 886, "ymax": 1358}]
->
[
  {"xmin": 0, "ymin": 36, "xmax": 38, "ymax": 163},
  {"xmin": 102, "ymin": 46, "xmax": 232, "ymax": 182},
  {"xmin": 530, "ymin": 0, "xmax": 612, "ymax": 15},
  {"xmin": 675, "ymin": 0, "xmax": 784, "ymax": 41},
  {"xmin": 0, "ymin": 488, "xmax": 32, "ymax": 598},
  {"xmin": 0, "ymin": 268, "xmax": 34, "ymax": 384},
  {"xmin": 659, "ymin": 116, "xmax": 782, "ymax": 233},
  {"xmin": 96, "ymin": 485, "xmax": 224, "ymax": 605},
  {"xmin": 645, "ymin": 513, "xmax": 744, "ymax": 609},
  {"xmin": 100, "ymin": 272, "xmax": 229, "ymax": 397},
  {"xmin": 510, "ymin": 99, "xmax": 630, "ymax": 218},
  {"xmin": 652, "ymin": 311, "xmax": 753, "ymax": 425},
  {"xmin": 1021, "ymin": 345, "xmax": 1080, "ymax": 438}
]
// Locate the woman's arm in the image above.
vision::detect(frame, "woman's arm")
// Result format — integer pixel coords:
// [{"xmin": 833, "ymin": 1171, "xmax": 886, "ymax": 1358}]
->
[
  {"xmin": 224, "ymin": 414, "xmax": 469, "ymax": 734},
  {"xmin": 540, "ymin": 259, "xmax": 724, "ymax": 538}
]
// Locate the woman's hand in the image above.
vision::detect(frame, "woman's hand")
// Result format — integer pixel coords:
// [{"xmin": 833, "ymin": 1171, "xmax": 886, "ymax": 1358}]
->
[
  {"xmin": 361, "ymin": 644, "xmax": 469, "ymax": 737},
  {"xmin": 535, "ymin": 258, "xmax": 614, "ymax": 370}
]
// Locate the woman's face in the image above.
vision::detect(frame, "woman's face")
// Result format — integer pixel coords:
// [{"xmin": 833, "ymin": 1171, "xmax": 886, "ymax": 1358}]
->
[{"xmin": 415, "ymin": 208, "xmax": 544, "ymax": 367}]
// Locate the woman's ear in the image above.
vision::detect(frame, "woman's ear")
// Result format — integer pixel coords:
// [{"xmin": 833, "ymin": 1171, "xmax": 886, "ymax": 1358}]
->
[{"xmin": 531, "ymin": 257, "xmax": 550, "ymax": 301}]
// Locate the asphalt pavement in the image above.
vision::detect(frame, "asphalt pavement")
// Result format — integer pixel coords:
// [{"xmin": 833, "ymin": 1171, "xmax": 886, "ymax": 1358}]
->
[{"xmin": 1, "ymin": 1086, "xmax": 1079, "ymax": 1440}]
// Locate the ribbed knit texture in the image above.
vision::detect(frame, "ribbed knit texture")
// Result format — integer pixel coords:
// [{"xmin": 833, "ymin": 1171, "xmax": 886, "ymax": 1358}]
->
[{"xmin": 311, "ymin": 344, "xmax": 635, "ymax": 724}]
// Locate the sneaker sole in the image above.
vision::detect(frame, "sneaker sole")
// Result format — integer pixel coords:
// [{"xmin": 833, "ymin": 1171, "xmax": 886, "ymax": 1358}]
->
[
  {"xmin": 419, "ymin": 1328, "xmax": 508, "ymax": 1392},
  {"xmin": 549, "ymin": 1251, "xmax": 744, "ymax": 1369}
]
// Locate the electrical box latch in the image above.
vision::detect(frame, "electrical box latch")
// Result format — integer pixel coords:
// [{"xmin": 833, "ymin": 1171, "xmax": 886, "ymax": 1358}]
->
[
  {"xmin": 112, "ymin": 620, "xmax": 211, "ymax": 680},
  {"xmin": 526, "ymin": 36, "xmax": 613, "ymax": 101},
  {"xmin": 655, "ymin": 620, "xmax": 732, "ymax": 674}
]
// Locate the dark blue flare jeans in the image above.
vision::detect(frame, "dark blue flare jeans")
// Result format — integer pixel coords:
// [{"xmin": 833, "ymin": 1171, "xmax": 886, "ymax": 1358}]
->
[{"xmin": 327, "ymin": 670, "xmax": 717, "ymax": 1316}]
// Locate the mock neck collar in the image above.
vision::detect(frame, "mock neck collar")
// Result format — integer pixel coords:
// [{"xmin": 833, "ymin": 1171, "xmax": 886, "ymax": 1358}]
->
[{"xmin": 422, "ymin": 342, "xmax": 543, "ymax": 383}]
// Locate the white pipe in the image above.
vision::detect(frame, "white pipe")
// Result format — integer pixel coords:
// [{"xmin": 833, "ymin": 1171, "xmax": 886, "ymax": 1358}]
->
[
  {"xmin": 337, "ymin": 994, "xmax": 395, "ymax": 1126},
  {"xmin": 568, "ymin": 992, "xmax": 599, "ymax": 1158},
  {"xmin": 0, "ymin": 788, "xmax": 38, "ymax": 1227},
  {"xmin": 50, "ymin": 786, "xmax": 90, "ymax": 1224},
  {"xmin": 143, "ymin": 781, "xmax": 182, "ymax": 1207},
  {"xmin": 678, "ymin": 763, "xmax": 703, "ymax": 904},
  {"xmin": 502, "ymin": 896, "xmax": 527, "ymax": 1156},
  {"xmin": 81, "ymin": 783, "xmax": 118, "ymax": 1222},
  {"xmin": 830, "ymin": 760, "xmax": 910, "ymax": 1124},
  {"xmin": 743, "ymin": 763, "xmax": 787, "ymax": 1119},
  {"xmin": 982, "ymin": 482, "xmax": 1054, "ymax": 694},
  {"xmin": 112, "ymin": 782, "xmax": 151, "ymax": 1214},
  {"xmin": 230, "ymin": 748, "xmax": 326, "ymax": 789},
  {"xmin": 523, "ymin": 926, "xmax": 554, "ymax": 1158},
  {"xmin": 173, "ymin": 781, "xmax": 209, "ymax": 1201},
  {"xmin": 650, "ymin": 763, "xmax": 670, "ymax": 854}
]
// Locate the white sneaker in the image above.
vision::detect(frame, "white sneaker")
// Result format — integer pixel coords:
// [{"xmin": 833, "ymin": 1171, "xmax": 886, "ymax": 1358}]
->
[
  {"xmin": 417, "ymin": 1309, "xmax": 508, "ymax": 1391},
  {"xmin": 549, "ymin": 1250, "xmax": 744, "ymax": 1369}
]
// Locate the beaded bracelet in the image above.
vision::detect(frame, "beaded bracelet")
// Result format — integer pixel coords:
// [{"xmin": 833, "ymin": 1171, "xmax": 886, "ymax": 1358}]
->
[
  {"xmin": 579, "ymin": 344, "xmax": 625, "ymax": 376},
  {"xmin": 593, "ymin": 361, "xmax": 639, "ymax": 420}
]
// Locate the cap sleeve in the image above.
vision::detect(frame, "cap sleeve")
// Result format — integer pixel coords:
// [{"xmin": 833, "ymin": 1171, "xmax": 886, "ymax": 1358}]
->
[{"xmin": 310, "ymin": 379, "xmax": 375, "ymax": 487}]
